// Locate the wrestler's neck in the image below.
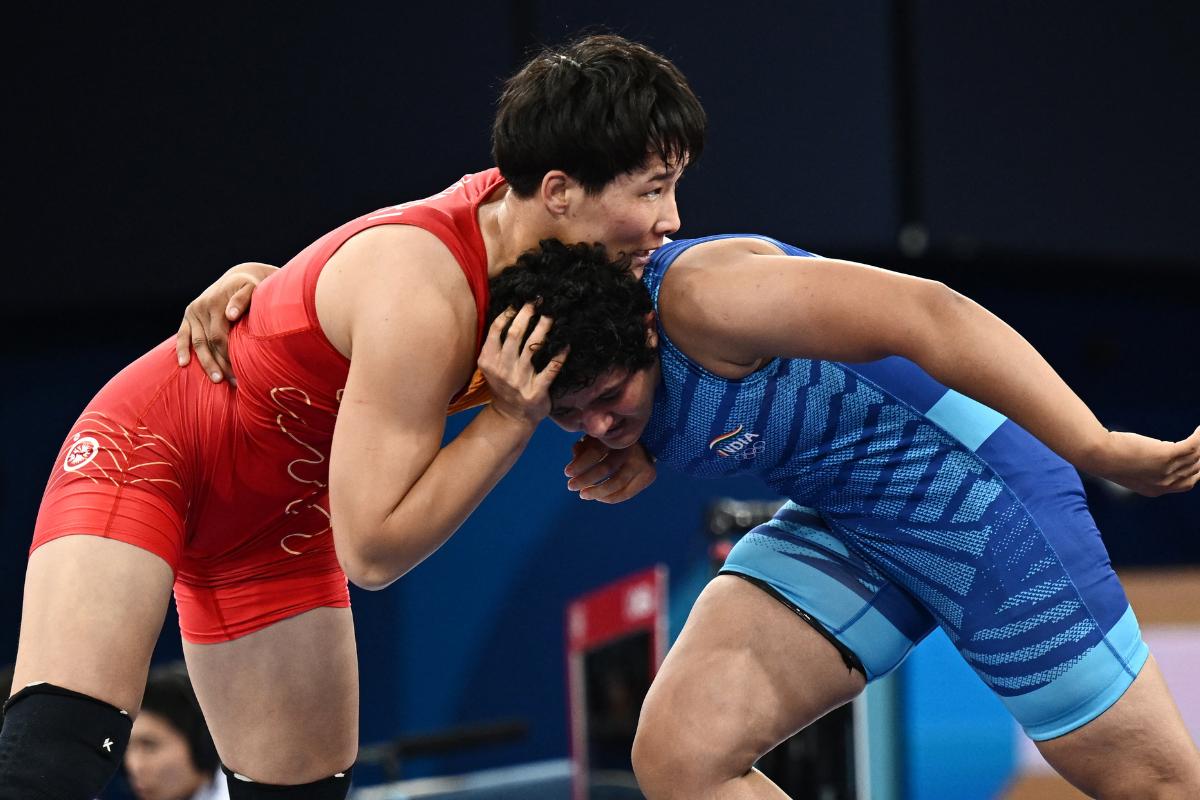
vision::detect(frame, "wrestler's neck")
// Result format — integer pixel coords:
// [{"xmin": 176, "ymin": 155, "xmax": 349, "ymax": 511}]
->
[{"xmin": 477, "ymin": 184, "xmax": 561, "ymax": 278}]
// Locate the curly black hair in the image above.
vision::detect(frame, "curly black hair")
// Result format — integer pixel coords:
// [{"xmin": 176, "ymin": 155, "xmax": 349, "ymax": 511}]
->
[{"xmin": 487, "ymin": 239, "xmax": 657, "ymax": 398}]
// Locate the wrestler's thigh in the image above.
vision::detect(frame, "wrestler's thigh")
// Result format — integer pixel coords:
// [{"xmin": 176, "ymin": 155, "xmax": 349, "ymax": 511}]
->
[
  {"xmin": 184, "ymin": 606, "xmax": 359, "ymax": 784},
  {"xmin": 637, "ymin": 575, "xmax": 864, "ymax": 773},
  {"xmin": 10, "ymin": 535, "xmax": 174, "ymax": 713},
  {"xmin": 1036, "ymin": 656, "xmax": 1200, "ymax": 798}
]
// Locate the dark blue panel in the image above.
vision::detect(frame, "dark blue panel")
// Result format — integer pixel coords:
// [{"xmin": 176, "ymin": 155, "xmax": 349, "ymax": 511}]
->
[
  {"xmin": 10, "ymin": 6, "xmax": 514, "ymax": 314},
  {"xmin": 536, "ymin": 2, "xmax": 899, "ymax": 252},
  {"xmin": 916, "ymin": 2, "xmax": 1200, "ymax": 260}
]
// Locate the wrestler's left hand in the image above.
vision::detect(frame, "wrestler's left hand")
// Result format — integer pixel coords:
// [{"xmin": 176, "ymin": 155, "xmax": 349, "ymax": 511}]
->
[
  {"xmin": 1091, "ymin": 425, "xmax": 1200, "ymax": 497},
  {"xmin": 565, "ymin": 435, "xmax": 657, "ymax": 503},
  {"xmin": 478, "ymin": 304, "xmax": 568, "ymax": 428},
  {"xmin": 175, "ymin": 261, "xmax": 277, "ymax": 384}
]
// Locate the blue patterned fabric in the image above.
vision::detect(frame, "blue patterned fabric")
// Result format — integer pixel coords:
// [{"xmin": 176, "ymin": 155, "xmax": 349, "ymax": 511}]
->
[{"xmin": 642, "ymin": 235, "xmax": 1147, "ymax": 739}]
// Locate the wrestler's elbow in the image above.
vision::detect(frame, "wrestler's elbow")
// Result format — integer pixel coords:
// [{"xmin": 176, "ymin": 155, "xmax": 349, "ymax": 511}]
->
[
  {"xmin": 335, "ymin": 526, "xmax": 404, "ymax": 591},
  {"xmin": 896, "ymin": 279, "xmax": 960, "ymax": 364},
  {"xmin": 338, "ymin": 548, "xmax": 401, "ymax": 591}
]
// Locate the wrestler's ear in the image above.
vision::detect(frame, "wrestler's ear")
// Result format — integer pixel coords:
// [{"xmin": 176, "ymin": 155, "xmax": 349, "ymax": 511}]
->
[{"xmin": 540, "ymin": 171, "xmax": 574, "ymax": 218}]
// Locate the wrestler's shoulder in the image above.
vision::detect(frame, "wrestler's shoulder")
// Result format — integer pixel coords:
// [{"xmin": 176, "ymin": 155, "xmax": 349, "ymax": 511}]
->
[
  {"xmin": 315, "ymin": 224, "xmax": 473, "ymax": 355},
  {"xmin": 662, "ymin": 236, "xmax": 784, "ymax": 301},
  {"xmin": 671, "ymin": 235, "xmax": 787, "ymax": 269},
  {"xmin": 321, "ymin": 224, "xmax": 467, "ymax": 301}
]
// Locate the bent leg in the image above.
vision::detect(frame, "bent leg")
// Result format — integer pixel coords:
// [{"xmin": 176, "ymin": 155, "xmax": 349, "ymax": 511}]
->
[
  {"xmin": 2, "ymin": 536, "xmax": 174, "ymax": 799},
  {"xmin": 184, "ymin": 606, "xmax": 359, "ymax": 786},
  {"xmin": 632, "ymin": 575, "xmax": 865, "ymax": 800},
  {"xmin": 1036, "ymin": 656, "xmax": 1200, "ymax": 799},
  {"xmin": 9, "ymin": 535, "xmax": 174, "ymax": 711}
]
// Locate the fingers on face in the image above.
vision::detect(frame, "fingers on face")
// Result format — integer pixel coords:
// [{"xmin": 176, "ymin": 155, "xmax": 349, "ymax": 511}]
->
[
  {"xmin": 577, "ymin": 450, "xmax": 656, "ymax": 502},
  {"xmin": 570, "ymin": 441, "xmax": 609, "ymax": 472},
  {"xmin": 580, "ymin": 471, "xmax": 623, "ymax": 501},
  {"xmin": 566, "ymin": 437, "xmax": 607, "ymax": 477},
  {"xmin": 572, "ymin": 435, "xmax": 599, "ymax": 457},
  {"xmin": 583, "ymin": 460, "xmax": 655, "ymax": 503},
  {"xmin": 598, "ymin": 471, "xmax": 654, "ymax": 504},
  {"xmin": 569, "ymin": 459, "xmax": 616, "ymax": 492}
]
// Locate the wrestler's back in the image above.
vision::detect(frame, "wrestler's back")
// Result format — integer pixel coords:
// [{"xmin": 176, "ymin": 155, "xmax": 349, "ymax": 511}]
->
[{"xmin": 641, "ymin": 236, "xmax": 1136, "ymax": 715}]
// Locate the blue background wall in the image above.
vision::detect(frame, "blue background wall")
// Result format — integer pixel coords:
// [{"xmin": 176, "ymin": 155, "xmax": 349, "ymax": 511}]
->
[{"xmin": 4, "ymin": 2, "xmax": 1198, "ymax": 795}]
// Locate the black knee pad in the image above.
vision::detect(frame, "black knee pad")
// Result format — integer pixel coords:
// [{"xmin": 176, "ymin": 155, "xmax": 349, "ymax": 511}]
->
[
  {"xmin": 0, "ymin": 682, "xmax": 132, "ymax": 800},
  {"xmin": 223, "ymin": 765, "xmax": 353, "ymax": 799}
]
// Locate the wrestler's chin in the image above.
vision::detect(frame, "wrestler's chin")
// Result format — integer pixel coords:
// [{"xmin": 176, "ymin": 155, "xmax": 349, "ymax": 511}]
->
[{"xmin": 603, "ymin": 421, "xmax": 645, "ymax": 451}]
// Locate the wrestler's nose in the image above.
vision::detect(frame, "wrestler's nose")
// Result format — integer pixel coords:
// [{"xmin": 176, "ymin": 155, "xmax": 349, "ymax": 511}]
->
[
  {"xmin": 582, "ymin": 410, "xmax": 614, "ymax": 439},
  {"xmin": 656, "ymin": 195, "xmax": 680, "ymax": 237}
]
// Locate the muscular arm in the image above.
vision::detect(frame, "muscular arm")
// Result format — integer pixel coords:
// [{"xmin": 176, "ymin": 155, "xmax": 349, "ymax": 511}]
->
[
  {"xmin": 325, "ymin": 228, "xmax": 553, "ymax": 589},
  {"xmin": 663, "ymin": 241, "xmax": 1198, "ymax": 494}
]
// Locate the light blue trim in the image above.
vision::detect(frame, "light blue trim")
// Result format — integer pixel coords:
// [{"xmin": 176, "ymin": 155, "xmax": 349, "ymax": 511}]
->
[
  {"xmin": 925, "ymin": 390, "xmax": 1006, "ymax": 451},
  {"xmin": 1005, "ymin": 604, "xmax": 1149, "ymax": 740},
  {"xmin": 842, "ymin": 603, "xmax": 922, "ymax": 680},
  {"xmin": 723, "ymin": 535, "xmax": 917, "ymax": 680},
  {"xmin": 724, "ymin": 538, "xmax": 868, "ymax": 623}
]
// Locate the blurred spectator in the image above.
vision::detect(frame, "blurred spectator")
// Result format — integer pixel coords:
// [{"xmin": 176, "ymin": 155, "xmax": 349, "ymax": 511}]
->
[{"xmin": 125, "ymin": 662, "xmax": 227, "ymax": 800}]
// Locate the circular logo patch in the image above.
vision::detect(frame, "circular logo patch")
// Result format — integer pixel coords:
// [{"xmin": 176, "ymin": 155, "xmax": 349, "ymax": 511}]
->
[{"xmin": 64, "ymin": 434, "xmax": 100, "ymax": 472}]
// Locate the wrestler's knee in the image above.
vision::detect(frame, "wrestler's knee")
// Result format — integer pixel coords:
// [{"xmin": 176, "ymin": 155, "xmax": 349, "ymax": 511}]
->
[
  {"xmin": 222, "ymin": 738, "xmax": 358, "ymax": 789},
  {"xmin": 1088, "ymin": 757, "xmax": 1200, "ymax": 800},
  {"xmin": 0, "ymin": 683, "xmax": 132, "ymax": 800},
  {"xmin": 632, "ymin": 688, "xmax": 764, "ymax": 799}
]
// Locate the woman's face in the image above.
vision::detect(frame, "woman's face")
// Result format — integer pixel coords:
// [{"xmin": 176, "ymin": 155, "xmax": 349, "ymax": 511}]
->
[
  {"xmin": 549, "ymin": 361, "xmax": 662, "ymax": 450},
  {"xmin": 553, "ymin": 158, "xmax": 685, "ymax": 272},
  {"xmin": 125, "ymin": 711, "xmax": 209, "ymax": 800}
]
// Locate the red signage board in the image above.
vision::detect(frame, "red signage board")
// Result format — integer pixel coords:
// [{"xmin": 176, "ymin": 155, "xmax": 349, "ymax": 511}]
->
[{"xmin": 566, "ymin": 565, "xmax": 668, "ymax": 800}]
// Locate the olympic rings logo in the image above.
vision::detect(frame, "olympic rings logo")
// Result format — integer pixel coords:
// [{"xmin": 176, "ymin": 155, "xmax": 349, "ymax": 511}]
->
[{"xmin": 734, "ymin": 440, "xmax": 767, "ymax": 461}]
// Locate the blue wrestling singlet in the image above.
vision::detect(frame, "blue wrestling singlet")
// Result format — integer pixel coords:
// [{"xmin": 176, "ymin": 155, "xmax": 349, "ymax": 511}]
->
[{"xmin": 641, "ymin": 235, "xmax": 1148, "ymax": 740}]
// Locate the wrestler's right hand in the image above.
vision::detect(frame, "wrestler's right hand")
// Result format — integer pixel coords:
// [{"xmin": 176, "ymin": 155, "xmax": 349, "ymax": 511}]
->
[
  {"xmin": 565, "ymin": 436, "xmax": 657, "ymax": 503},
  {"xmin": 175, "ymin": 262, "xmax": 277, "ymax": 384},
  {"xmin": 1090, "ymin": 425, "xmax": 1200, "ymax": 497},
  {"xmin": 477, "ymin": 304, "xmax": 568, "ymax": 428}
]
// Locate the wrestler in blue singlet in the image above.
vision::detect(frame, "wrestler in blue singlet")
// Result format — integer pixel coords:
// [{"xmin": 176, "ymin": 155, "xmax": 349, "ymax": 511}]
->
[{"xmin": 640, "ymin": 234, "xmax": 1148, "ymax": 741}]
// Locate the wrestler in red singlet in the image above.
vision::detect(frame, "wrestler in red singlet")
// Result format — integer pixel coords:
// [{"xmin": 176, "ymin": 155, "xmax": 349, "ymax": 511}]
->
[{"xmin": 32, "ymin": 170, "xmax": 503, "ymax": 643}]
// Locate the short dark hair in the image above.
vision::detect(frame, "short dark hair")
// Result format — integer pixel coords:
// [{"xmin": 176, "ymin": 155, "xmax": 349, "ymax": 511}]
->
[
  {"xmin": 139, "ymin": 662, "xmax": 220, "ymax": 773},
  {"xmin": 493, "ymin": 34, "xmax": 706, "ymax": 197},
  {"xmin": 487, "ymin": 239, "xmax": 657, "ymax": 398}
]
